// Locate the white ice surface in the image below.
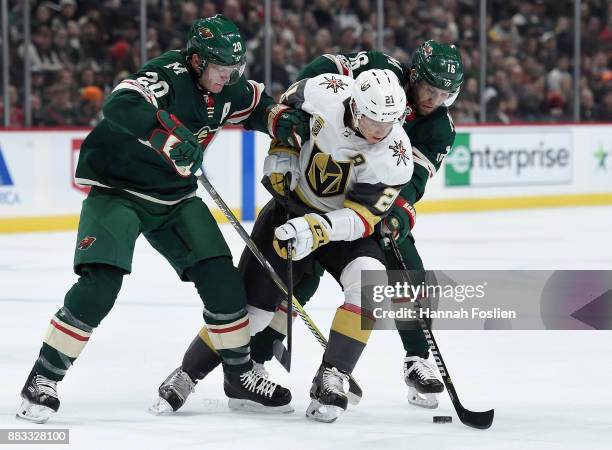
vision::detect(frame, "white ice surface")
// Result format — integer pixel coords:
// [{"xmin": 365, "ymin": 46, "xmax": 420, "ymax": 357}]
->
[{"xmin": 1, "ymin": 206, "xmax": 611, "ymax": 450}]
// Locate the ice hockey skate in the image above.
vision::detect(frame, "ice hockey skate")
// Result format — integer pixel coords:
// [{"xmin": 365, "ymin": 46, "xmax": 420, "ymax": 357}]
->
[
  {"xmin": 16, "ymin": 370, "xmax": 60, "ymax": 424},
  {"xmin": 149, "ymin": 367, "xmax": 197, "ymax": 415},
  {"xmin": 404, "ymin": 356, "xmax": 444, "ymax": 409},
  {"xmin": 224, "ymin": 363, "xmax": 293, "ymax": 413},
  {"xmin": 306, "ymin": 363, "xmax": 349, "ymax": 423}
]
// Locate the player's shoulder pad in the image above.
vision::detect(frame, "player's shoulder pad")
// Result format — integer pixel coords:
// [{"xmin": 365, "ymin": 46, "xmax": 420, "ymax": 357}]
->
[
  {"xmin": 368, "ymin": 126, "xmax": 413, "ymax": 187},
  {"xmin": 292, "ymin": 73, "xmax": 352, "ymax": 118},
  {"xmin": 305, "ymin": 73, "xmax": 353, "ymax": 104}
]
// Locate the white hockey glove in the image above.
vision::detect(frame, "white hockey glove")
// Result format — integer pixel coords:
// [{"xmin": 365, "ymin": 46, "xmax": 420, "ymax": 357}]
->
[
  {"xmin": 273, "ymin": 213, "xmax": 331, "ymax": 260},
  {"xmin": 263, "ymin": 150, "xmax": 300, "ymax": 194}
]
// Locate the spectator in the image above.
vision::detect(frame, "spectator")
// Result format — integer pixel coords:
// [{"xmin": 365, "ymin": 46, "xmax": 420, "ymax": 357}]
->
[
  {"xmin": 75, "ymin": 86, "xmax": 104, "ymax": 127},
  {"xmin": 597, "ymin": 91, "xmax": 612, "ymax": 121},
  {"xmin": 53, "ymin": 0, "xmax": 78, "ymax": 29},
  {"xmin": 4, "ymin": 0, "xmax": 611, "ymax": 127},
  {"xmin": 41, "ymin": 85, "xmax": 76, "ymax": 126},
  {"xmin": 0, "ymin": 86, "xmax": 25, "ymax": 127}
]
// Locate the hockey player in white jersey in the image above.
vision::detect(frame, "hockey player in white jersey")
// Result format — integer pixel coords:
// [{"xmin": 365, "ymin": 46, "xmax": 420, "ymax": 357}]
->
[{"xmin": 150, "ymin": 69, "xmax": 412, "ymax": 422}]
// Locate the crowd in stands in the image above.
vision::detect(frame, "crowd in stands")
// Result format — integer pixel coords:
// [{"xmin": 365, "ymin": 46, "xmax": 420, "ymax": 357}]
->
[{"xmin": 1, "ymin": 0, "xmax": 611, "ymax": 127}]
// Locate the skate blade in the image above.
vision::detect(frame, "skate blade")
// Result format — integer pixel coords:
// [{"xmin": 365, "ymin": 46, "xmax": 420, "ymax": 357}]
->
[
  {"xmin": 228, "ymin": 398, "xmax": 294, "ymax": 414},
  {"xmin": 305, "ymin": 399, "xmax": 343, "ymax": 423},
  {"xmin": 16, "ymin": 399, "xmax": 54, "ymax": 424},
  {"xmin": 148, "ymin": 397, "xmax": 175, "ymax": 416},
  {"xmin": 407, "ymin": 387, "xmax": 439, "ymax": 409}
]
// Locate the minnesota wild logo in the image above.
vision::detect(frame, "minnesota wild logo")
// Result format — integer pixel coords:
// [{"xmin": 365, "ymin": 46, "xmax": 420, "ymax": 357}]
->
[
  {"xmin": 319, "ymin": 76, "xmax": 348, "ymax": 93},
  {"xmin": 196, "ymin": 125, "xmax": 218, "ymax": 149},
  {"xmin": 199, "ymin": 28, "xmax": 213, "ymax": 39},
  {"xmin": 390, "ymin": 140, "xmax": 410, "ymax": 166}
]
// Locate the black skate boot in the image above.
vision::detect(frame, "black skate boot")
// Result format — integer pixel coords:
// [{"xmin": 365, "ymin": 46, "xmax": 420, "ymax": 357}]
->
[
  {"xmin": 404, "ymin": 356, "xmax": 444, "ymax": 409},
  {"xmin": 306, "ymin": 363, "xmax": 349, "ymax": 423},
  {"xmin": 16, "ymin": 370, "xmax": 60, "ymax": 424},
  {"xmin": 224, "ymin": 363, "xmax": 293, "ymax": 413},
  {"xmin": 149, "ymin": 367, "xmax": 197, "ymax": 415}
]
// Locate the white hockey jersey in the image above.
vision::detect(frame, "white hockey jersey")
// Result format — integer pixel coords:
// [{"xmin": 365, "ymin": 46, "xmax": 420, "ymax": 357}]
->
[{"xmin": 280, "ymin": 73, "xmax": 413, "ymax": 236}]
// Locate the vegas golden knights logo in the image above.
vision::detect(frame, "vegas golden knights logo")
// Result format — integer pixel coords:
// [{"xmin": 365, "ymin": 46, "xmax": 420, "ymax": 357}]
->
[{"xmin": 306, "ymin": 145, "xmax": 352, "ymax": 197}]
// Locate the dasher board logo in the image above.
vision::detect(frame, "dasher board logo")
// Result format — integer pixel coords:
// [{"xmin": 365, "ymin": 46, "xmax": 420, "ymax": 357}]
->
[
  {"xmin": 0, "ymin": 147, "xmax": 14, "ymax": 186},
  {"xmin": 445, "ymin": 131, "xmax": 572, "ymax": 187},
  {"xmin": 592, "ymin": 143, "xmax": 612, "ymax": 185},
  {"xmin": 0, "ymin": 146, "xmax": 20, "ymax": 206}
]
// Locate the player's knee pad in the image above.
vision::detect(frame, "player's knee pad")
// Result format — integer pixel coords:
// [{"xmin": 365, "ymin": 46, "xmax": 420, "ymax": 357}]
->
[
  {"xmin": 187, "ymin": 257, "xmax": 247, "ymax": 314},
  {"xmin": 339, "ymin": 256, "xmax": 387, "ymax": 307},
  {"xmin": 64, "ymin": 263, "xmax": 124, "ymax": 327},
  {"xmin": 247, "ymin": 305, "xmax": 274, "ymax": 335}
]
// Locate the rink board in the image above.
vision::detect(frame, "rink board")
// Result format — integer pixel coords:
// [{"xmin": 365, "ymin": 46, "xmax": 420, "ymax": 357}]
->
[{"xmin": 0, "ymin": 123, "xmax": 611, "ymax": 233}]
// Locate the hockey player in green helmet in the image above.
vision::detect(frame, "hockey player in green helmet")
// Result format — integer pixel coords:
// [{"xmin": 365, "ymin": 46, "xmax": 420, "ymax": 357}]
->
[
  {"xmin": 16, "ymin": 14, "xmax": 310, "ymax": 423},
  {"xmin": 408, "ymin": 40, "xmax": 464, "ymax": 115}
]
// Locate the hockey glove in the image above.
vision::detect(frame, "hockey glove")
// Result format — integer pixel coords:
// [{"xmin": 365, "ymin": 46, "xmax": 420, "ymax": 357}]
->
[
  {"xmin": 273, "ymin": 213, "xmax": 331, "ymax": 260},
  {"xmin": 148, "ymin": 110, "xmax": 203, "ymax": 177},
  {"xmin": 266, "ymin": 104, "xmax": 310, "ymax": 148},
  {"xmin": 378, "ymin": 197, "xmax": 416, "ymax": 244},
  {"xmin": 263, "ymin": 140, "xmax": 300, "ymax": 194}
]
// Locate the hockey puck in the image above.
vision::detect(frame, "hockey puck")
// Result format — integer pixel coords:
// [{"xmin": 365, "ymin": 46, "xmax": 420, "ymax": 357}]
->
[{"xmin": 433, "ymin": 416, "xmax": 452, "ymax": 423}]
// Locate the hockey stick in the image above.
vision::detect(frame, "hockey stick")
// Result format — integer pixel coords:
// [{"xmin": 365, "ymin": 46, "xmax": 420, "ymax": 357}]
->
[
  {"xmin": 284, "ymin": 178, "xmax": 293, "ymax": 370},
  {"xmin": 197, "ymin": 172, "xmax": 362, "ymax": 404},
  {"xmin": 387, "ymin": 237, "xmax": 494, "ymax": 429},
  {"xmin": 272, "ymin": 178, "xmax": 294, "ymax": 371}
]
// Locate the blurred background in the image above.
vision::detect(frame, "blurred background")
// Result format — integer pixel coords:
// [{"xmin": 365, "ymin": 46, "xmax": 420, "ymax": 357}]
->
[{"xmin": 1, "ymin": 0, "xmax": 611, "ymax": 128}]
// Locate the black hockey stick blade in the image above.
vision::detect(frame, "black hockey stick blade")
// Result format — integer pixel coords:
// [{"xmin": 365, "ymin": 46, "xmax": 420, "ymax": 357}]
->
[
  {"xmin": 272, "ymin": 339, "xmax": 291, "ymax": 371},
  {"xmin": 457, "ymin": 406, "xmax": 494, "ymax": 429}
]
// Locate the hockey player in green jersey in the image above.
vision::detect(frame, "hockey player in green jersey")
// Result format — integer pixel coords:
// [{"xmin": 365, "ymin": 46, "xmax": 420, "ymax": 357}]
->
[
  {"xmin": 151, "ymin": 41, "xmax": 464, "ymax": 414},
  {"xmin": 16, "ymin": 15, "xmax": 309, "ymax": 424}
]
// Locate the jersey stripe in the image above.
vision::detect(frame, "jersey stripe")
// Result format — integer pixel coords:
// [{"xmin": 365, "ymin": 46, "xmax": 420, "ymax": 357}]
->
[
  {"xmin": 412, "ymin": 146, "xmax": 437, "ymax": 178},
  {"xmin": 112, "ymin": 80, "xmax": 159, "ymax": 108},
  {"xmin": 227, "ymin": 80, "xmax": 263, "ymax": 123},
  {"xmin": 343, "ymin": 199, "xmax": 381, "ymax": 236},
  {"xmin": 323, "ymin": 54, "xmax": 352, "ymax": 77}
]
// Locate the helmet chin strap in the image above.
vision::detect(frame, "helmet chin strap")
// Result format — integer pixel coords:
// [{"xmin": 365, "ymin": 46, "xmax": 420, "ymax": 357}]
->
[{"xmin": 349, "ymin": 99, "xmax": 362, "ymax": 134}]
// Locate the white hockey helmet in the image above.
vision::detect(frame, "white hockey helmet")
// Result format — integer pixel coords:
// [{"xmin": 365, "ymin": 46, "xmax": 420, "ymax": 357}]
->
[{"xmin": 350, "ymin": 69, "xmax": 407, "ymax": 125}]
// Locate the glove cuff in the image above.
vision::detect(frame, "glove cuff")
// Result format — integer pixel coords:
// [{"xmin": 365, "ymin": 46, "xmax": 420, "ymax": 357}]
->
[
  {"xmin": 268, "ymin": 138, "xmax": 299, "ymax": 157},
  {"xmin": 394, "ymin": 197, "xmax": 416, "ymax": 230},
  {"xmin": 265, "ymin": 104, "xmax": 291, "ymax": 137}
]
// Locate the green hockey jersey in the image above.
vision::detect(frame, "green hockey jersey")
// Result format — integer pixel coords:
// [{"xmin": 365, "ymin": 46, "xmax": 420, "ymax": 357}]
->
[
  {"xmin": 76, "ymin": 50, "xmax": 274, "ymax": 203},
  {"xmin": 297, "ymin": 51, "xmax": 456, "ymax": 205}
]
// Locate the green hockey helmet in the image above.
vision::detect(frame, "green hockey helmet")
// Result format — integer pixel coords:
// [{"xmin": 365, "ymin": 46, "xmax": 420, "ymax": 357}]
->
[
  {"xmin": 411, "ymin": 40, "xmax": 464, "ymax": 106},
  {"xmin": 186, "ymin": 14, "xmax": 246, "ymax": 85}
]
